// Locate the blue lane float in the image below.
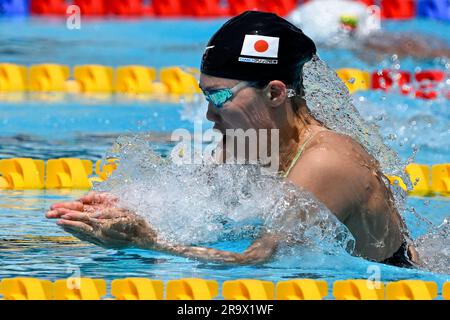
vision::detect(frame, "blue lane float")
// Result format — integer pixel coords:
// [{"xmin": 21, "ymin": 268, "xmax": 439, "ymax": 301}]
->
[
  {"xmin": 0, "ymin": 0, "xmax": 29, "ymax": 15},
  {"xmin": 417, "ymin": 0, "xmax": 450, "ymax": 21}
]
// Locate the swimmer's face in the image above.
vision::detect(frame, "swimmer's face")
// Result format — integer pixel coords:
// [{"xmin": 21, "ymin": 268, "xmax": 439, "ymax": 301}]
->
[{"xmin": 200, "ymin": 73, "xmax": 289, "ymax": 135}]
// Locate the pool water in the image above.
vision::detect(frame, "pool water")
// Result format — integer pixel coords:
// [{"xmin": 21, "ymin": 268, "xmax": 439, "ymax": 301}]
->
[{"xmin": 0, "ymin": 16, "xmax": 449, "ymax": 291}]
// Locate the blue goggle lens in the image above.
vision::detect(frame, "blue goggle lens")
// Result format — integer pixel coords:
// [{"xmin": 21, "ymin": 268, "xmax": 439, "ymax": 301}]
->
[{"xmin": 204, "ymin": 89, "xmax": 233, "ymax": 108}]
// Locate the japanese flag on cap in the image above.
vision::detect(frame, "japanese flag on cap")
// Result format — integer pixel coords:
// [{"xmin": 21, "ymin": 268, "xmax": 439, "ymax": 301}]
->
[{"xmin": 240, "ymin": 34, "xmax": 280, "ymax": 58}]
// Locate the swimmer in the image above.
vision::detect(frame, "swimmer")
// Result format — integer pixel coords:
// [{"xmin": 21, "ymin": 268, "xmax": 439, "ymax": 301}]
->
[
  {"xmin": 46, "ymin": 11, "xmax": 420, "ymax": 268},
  {"xmin": 359, "ymin": 32, "xmax": 450, "ymax": 61},
  {"xmin": 288, "ymin": 0, "xmax": 450, "ymax": 60}
]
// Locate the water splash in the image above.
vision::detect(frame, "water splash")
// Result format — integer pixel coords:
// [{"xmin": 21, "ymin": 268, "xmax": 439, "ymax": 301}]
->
[
  {"xmin": 96, "ymin": 134, "xmax": 355, "ymax": 257},
  {"xmin": 93, "ymin": 56, "xmax": 446, "ymax": 272},
  {"xmin": 302, "ymin": 56, "xmax": 411, "ymax": 231},
  {"xmin": 301, "ymin": 57, "xmax": 450, "ymax": 275},
  {"xmin": 415, "ymin": 218, "xmax": 450, "ymax": 274},
  {"xmin": 179, "ymin": 94, "xmax": 208, "ymax": 124},
  {"xmin": 303, "ymin": 56, "xmax": 409, "ymax": 182}
]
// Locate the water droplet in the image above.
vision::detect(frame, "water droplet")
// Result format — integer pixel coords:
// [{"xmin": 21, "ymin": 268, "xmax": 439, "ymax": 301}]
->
[{"xmin": 387, "ymin": 133, "xmax": 397, "ymax": 140}]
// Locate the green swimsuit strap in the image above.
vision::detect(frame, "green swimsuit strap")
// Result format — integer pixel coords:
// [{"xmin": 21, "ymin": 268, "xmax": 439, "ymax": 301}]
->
[{"xmin": 282, "ymin": 131, "xmax": 317, "ymax": 178}]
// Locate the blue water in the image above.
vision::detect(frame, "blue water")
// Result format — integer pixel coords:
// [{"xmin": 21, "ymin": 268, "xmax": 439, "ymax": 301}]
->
[{"xmin": 0, "ymin": 16, "xmax": 449, "ymax": 290}]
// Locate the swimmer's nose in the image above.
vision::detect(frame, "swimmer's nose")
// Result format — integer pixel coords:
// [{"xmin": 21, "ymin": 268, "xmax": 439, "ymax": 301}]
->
[{"xmin": 206, "ymin": 102, "xmax": 220, "ymax": 123}]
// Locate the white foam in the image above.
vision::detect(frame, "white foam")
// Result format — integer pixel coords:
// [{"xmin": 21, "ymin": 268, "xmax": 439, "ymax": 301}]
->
[{"xmin": 96, "ymin": 134, "xmax": 355, "ymax": 256}]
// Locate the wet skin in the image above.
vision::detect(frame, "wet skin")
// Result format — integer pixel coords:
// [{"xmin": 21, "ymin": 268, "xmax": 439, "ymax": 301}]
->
[{"xmin": 46, "ymin": 74, "xmax": 420, "ymax": 265}]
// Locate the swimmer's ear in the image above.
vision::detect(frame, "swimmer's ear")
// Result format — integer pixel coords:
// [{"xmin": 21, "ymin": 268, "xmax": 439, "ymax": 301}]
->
[{"xmin": 264, "ymin": 80, "xmax": 288, "ymax": 107}]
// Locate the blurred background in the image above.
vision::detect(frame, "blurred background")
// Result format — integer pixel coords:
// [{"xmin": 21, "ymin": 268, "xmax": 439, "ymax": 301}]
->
[
  {"xmin": 0, "ymin": 0, "xmax": 449, "ymax": 284},
  {"xmin": 0, "ymin": 0, "xmax": 449, "ymax": 163}
]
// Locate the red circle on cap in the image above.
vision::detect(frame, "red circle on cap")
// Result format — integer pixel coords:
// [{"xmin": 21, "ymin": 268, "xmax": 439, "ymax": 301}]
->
[{"xmin": 254, "ymin": 40, "xmax": 269, "ymax": 53}]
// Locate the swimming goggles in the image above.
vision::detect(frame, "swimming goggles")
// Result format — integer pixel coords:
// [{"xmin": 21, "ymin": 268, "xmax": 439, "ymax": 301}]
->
[
  {"xmin": 201, "ymin": 81, "xmax": 297, "ymax": 109},
  {"xmin": 201, "ymin": 81, "xmax": 255, "ymax": 109}
]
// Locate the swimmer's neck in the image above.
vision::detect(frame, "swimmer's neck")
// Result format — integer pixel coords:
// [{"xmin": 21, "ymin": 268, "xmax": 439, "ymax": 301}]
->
[{"xmin": 277, "ymin": 103, "xmax": 323, "ymax": 173}]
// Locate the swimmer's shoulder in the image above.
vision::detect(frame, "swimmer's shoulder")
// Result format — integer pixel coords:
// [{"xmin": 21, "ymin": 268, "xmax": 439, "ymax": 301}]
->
[
  {"xmin": 287, "ymin": 130, "xmax": 370, "ymax": 218},
  {"xmin": 305, "ymin": 129, "xmax": 374, "ymax": 165},
  {"xmin": 297, "ymin": 129, "xmax": 385, "ymax": 196},
  {"xmin": 292, "ymin": 130, "xmax": 361, "ymax": 179}
]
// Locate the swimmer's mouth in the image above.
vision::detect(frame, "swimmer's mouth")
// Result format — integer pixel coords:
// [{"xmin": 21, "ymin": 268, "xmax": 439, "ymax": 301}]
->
[{"xmin": 213, "ymin": 124, "xmax": 225, "ymax": 134}]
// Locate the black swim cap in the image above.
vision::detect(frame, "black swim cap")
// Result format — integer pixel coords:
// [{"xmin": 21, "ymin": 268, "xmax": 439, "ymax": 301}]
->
[{"xmin": 201, "ymin": 11, "xmax": 317, "ymax": 84}]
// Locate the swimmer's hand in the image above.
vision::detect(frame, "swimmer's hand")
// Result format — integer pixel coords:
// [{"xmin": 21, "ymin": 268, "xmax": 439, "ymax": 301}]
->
[
  {"xmin": 45, "ymin": 192, "xmax": 157, "ymax": 249},
  {"xmin": 46, "ymin": 191, "xmax": 277, "ymax": 264},
  {"xmin": 58, "ymin": 207, "xmax": 157, "ymax": 249},
  {"xmin": 46, "ymin": 191, "xmax": 119, "ymax": 218}
]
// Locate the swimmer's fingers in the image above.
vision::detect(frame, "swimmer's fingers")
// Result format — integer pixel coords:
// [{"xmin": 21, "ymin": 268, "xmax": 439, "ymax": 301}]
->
[
  {"xmin": 46, "ymin": 206, "xmax": 87, "ymax": 219},
  {"xmin": 46, "ymin": 209, "xmax": 63, "ymax": 219},
  {"xmin": 58, "ymin": 219, "xmax": 106, "ymax": 247},
  {"xmin": 50, "ymin": 201, "xmax": 84, "ymax": 211},
  {"xmin": 59, "ymin": 209, "xmax": 101, "ymax": 225},
  {"xmin": 60, "ymin": 225, "xmax": 105, "ymax": 247},
  {"xmin": 60, "ymin": 219, "xmax": 131, "ymax": 249},
  {"xmin": 57, "ymin": 219, "xmax": 94, "ymax": 233},
  {"xmin": 94, "ymin": 208, "xmax": 134, "ymax": 220},
  {"xmin": 79, "ymin": 191, "xmax": 118, "ymax": 205},
  {"xmin": 78, "ymin": 191, "xmax": 99, "ymax": 204}
]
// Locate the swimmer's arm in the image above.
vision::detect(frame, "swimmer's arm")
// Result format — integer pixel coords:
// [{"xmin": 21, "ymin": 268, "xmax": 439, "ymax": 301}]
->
[{"xmin": 142, "ymin": 232, "xmax": 279, "ymax": 265}]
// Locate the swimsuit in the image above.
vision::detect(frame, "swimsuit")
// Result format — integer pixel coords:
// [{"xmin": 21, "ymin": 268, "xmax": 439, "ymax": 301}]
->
[
  {"xmin": 380, "ymin": 241, "xmax": 415, "ymax": 268},
  {"xmin": 281, "ymin": 130, "xmax": 318, "ymax": 178},
  {"xmin": 281, "ymin": 129, "xmax": 415, "ymax": 268}
]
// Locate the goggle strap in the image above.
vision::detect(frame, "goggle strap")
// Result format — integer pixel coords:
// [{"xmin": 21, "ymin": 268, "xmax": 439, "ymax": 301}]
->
[{"xmin": 230, "ymin": 81, "xmax": 252, "ymax": 95}]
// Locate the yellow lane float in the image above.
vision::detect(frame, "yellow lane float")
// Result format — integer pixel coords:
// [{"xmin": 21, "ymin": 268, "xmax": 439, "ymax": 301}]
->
[
  {"xmin": 0, "ymin": 63, "xmax": 28, "ymax": 92},
  {"xmin": 112, "ymin": 278, "xmax": 164, "ymax": 300},
  {"xmin": 333, "ymin": 279, "xmax": 385, "ymax": 300},
  {"xmin": 45, "ymin": 158, "xmax": 93, "ymax": 189},
  {"xmin": 336, "ymin": 68, "xmax": 370, "ymax": 94},
  {"xmin": 0, "ymin": 158, "xmax": 449, "ymax": 196},
  {"xmin": 0, "ymin": 278, "xmax": 448, "ymax": 300},
  {"xmin": 222, "ymin": 279, "xmax": 274, "ymax": 300},
  {"xmin": 54, "ymin": 278, "xmax": 107, "ymax": 300},
  {"xmin": 74, "ymin": 64, "xmax": 114, "ymax": 93},
  {"xmin": 160, "ymin": 66, "xmax": 201, "ymax": 95},
  {"xmin": 386, "ymin": 280, "xmax": 438, "ymax": 300},
  {"xmin": 166, "ymin": 278, "xmax": 218, "ymax": 300},
  {"xmin": 115, "ymin": 65, "xmax": 157, "ymax": 94},
  {"xmin": 29, "ymin": 64, "xmax": 69, "ymax": 92},
  {"xmin": 276, "ymin": 279, "xmax": 328, "ymax": 300},
  {"xmin": 0, "ymin": 158, "xmax": 44, "ymax": 189}
]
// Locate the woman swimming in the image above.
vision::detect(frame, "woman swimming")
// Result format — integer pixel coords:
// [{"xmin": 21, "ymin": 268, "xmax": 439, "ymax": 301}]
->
[{"xmin": 46, "ymin": 11, "xmax": 420, "ymax": 268}]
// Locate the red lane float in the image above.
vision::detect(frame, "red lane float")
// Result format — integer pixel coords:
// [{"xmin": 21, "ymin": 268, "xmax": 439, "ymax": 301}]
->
[
  {"xmin": 414, "ymin": 70, "xmax": 445, "ymax": 100},
  {"xmin": 371, "ymin": 70, "xmax": 412, "ymax": 94},
  {"xmin": 259, "ymin": 0, "xmax": 298, "ymax": 16},
  {"xmin": 381, "ymin": 0, "xmax": 415, "ymax": 19},
  {"xmin": 227, "ymin": 0, "xmax": 261, "ymax": 16},
  {"xmin": 357, "ymin": 0, "xmax": 376, "ymax": 5},
  {"xmin": 108, "ymin": 0, "xmax": 143, "ymax": 16},
  {"xmin": 152, "ymin": 0, "xmax": 182, "ymax": 16},
  {"xmin": 73, "ymin": 0, "xmax": 106, "ymax": 15},
  {"xmin": 180, "ymin": 0, "xmax": 227, "ymax": 17},
  {"xmin": 371, "ymin": 69, "xmax": 448, "ymax": 99},
  {"xmin": 30, "ymin": 0, "xmax": 66, "ymax": 14}
]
